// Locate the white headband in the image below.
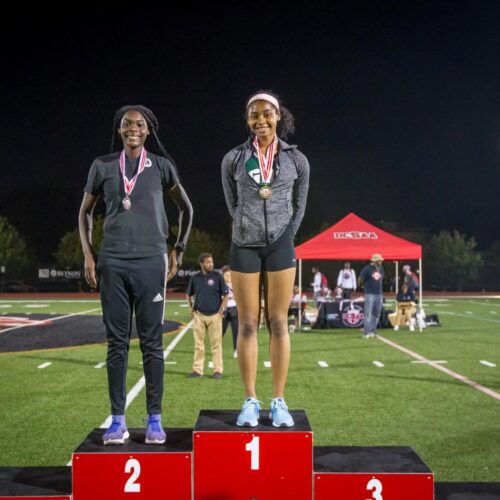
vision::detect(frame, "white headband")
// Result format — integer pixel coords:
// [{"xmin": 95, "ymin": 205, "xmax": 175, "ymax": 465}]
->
[{"xmin": 247, "ymin": 93, "xmax": 280, "ymax": 111}]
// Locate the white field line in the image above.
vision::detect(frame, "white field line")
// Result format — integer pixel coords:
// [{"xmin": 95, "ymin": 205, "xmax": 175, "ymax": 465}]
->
[
  {"xmin": 318, "ymin": 361, "xmax": 329, "ymax": 368},
  {"xmin": 37, "ymin": 362, "xmax": 52, "ymax": 369},
  {"xmin": 480, "ymin": 360, "xmax": 496, "ymax": 368},
  {"xmin": 208, "ymin": 361, "xmax": 214, "ymax": 369},
  {"xmin": 412, "ymin": 360, "xmax": 447, "ymax": 364},
  {"xmin": 164, "ymin": 361, "xmax": 177, "ymax": 365},
  {"xmin": 465, "ymin": 311, "xmax": 473, "ymax": 315},
  {"xmin": 491, "ymin": 311, "xmax": 498, "ymax": 315},
  {"xmin": 436, "ymin": 311, "xmax": 500, "ymax": 324},
  {"xmin": 377, "ymin": 335, "xmax": 500, "ymax": 401},
  {"xmin": 463, "ymin": 300, "xmax": 500, "ymax": 308},
  {"xmin": 24, "ymin": 304, "xmax": 50, "ymax": 308},
  {"xmin": 373, "ymin": 361, "xmax": 385, "ymax": 368},
  {"xmin": 94, "ymin": 362, "xmax": 105, "ymax": 369},
  {"xmin": 0, "ymin": 308, "xmax": 102, "ymax": 334},
  {"xmin": 264, "ymin": 361, "xmax": 272, "ymax": 368}
]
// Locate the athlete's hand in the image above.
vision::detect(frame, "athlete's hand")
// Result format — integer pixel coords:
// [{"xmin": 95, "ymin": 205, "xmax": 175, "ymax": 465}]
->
[
  {"xmin": 167, "ymin": 249, "xmax": 180, "ymax": 281},
  {"xmin": 84, "ymin": 254, "xmax": 98, "ymax": 289}
]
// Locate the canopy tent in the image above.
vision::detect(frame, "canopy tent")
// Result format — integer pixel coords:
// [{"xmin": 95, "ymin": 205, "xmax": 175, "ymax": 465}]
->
[{"xmin": 295, "ymin": 212, "xmax": 423, "ymax": 328}]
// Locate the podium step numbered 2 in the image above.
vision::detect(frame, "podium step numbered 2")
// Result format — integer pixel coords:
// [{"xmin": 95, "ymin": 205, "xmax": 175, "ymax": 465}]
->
[{"xmin": 72, "ymin": 428, "xmax": 192, "ymax": 500}]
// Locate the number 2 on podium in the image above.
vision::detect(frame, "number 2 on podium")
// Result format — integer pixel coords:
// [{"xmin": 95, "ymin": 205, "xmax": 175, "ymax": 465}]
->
[
  {"xmin": 245, "ymin": 436, "xmax": 260, "ymax": 470},
  {"xmin": 124, "ymin": 458, "xmax": 141, "ymax": 493},
  {"xmin": 366, "ymin": 478, "xmax": 383, "ymax": 500}
]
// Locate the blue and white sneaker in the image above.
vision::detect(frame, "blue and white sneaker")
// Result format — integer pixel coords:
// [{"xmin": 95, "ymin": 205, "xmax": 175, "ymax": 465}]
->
[
  {"xmin": 145, "ymin": 414, "xmax": 166, "ymax": 444},
  {"xmin": 269, "ymin": 398, "xmax": 294, "ymax": 428},
  {"xmin": 103, "ymin": 415, "xmax": 129, "ymax": 445},
  {"xmin": 237, "ymin": 397, "xmax": 261, "ymax": 427}
]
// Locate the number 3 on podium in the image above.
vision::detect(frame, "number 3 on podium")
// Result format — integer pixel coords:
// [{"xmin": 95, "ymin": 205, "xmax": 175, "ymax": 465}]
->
[
  {"xmin": 245, "ymin": 436, "xmax": 260, "ymax": 470},
  {"xmin": 366, "ymin": 478, "xmax": 383, "ymax": 500}
]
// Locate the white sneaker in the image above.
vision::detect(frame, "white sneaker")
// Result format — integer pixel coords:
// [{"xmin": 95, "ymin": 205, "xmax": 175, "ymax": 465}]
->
[
  {"xmin": 393, "ymin": 325, "xmax": 399, "ymax": 331},
  {"xmin": 233, "ymin": 350, "xmax": 238, "ymax": 358},
  {"xmin": 409, "ymin": 325, "xmax": 415, "ymax": 332}
]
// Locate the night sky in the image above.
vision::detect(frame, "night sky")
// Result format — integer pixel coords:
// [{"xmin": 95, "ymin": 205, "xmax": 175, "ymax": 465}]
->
[{"xmin": 2, "ymin": 3, "xmax": 500, "ymax": 261}]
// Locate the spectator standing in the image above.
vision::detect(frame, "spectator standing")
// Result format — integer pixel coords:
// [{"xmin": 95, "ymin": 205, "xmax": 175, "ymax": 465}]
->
[
  {"xmin": 337, "ymin": 261, "xmax": 357, "ymax": 299},
  {"xmin": 359, "ymin": 254, "xmax": 385, "ymax": 339},
  {"xmin": 186, "ymin": 253, "xmax": 228, "ymax": 379}
]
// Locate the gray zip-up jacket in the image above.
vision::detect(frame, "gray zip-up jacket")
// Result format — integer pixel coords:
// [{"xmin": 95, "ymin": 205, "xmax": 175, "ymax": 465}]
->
[{"xmin": 221, "ymin": 137, "xmax": 310, "ymax": 247}]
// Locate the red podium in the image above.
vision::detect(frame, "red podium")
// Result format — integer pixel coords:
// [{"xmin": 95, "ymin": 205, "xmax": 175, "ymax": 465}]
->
[
  {"xmin": 314, "ymin": 446, "xmax": 434, "ymax": 500},
  {"xmin": 72, "ymin": 428, "xmax": 192, "ymax": 500},
  {"xmin": 0, "ymin": 466, "xmax": 71, "ymax": 499},
  {"xmin": 193, "ymin": 409, "xmax": 313, "ymax": 500}
]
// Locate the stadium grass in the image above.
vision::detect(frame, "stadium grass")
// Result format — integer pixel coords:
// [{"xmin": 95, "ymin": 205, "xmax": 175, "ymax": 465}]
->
[{"xmin": 0, "ymin": 297, "xmax": 498, "ymax": 482}]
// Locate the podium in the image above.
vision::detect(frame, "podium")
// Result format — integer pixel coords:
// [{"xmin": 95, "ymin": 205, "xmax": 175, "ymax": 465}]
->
[
  {"xmin": 72, "ymin": 428, "xmax": 192, "ymax": 500},
  {"xmin": 193, "ymin": 410, "xmax": 313, "ymax": 499},
  {"xmin": 0, "ymin": 466, "xmax": 71, "ymax": 499},
  {"xmin": 2, "ymin": 410, "xmax": 444, "ymax": 499},
  {"xmin": 314, "ymin": 446, "xmax": 434, "ymax": 499}
]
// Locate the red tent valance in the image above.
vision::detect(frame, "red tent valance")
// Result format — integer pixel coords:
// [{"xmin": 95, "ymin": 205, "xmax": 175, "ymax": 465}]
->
[{"xmin": 296, "ymin": 213, "xmax": 422, "ymax": 261}]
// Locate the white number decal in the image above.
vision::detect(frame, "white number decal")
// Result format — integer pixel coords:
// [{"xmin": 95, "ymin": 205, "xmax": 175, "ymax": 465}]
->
[
  {"xmin": 124, "ymin": 458, "xmax": 141, "ymax": 493},
  {"xmin": 245, "ymin": 436, "xmax": 260, "ymax": 470},
  {"xmin": 366, "ymin": 478, "xmax": 383, "ymax": 500}
]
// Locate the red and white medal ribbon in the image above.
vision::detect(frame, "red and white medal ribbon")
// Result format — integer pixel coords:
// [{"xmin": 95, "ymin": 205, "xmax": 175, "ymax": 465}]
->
[
  {"xmin": 253, "ymin": 136, "xmax": 277, "ymax": 185},
  {"xmin": 119, "ymin": 148, "xmax": 147, "ymax": 209}
]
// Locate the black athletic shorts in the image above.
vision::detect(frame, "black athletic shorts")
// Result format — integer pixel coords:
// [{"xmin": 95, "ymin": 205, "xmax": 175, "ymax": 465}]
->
[{"xmin": 230, "ymin": 225, "xmax": 296, "ymax": 273}]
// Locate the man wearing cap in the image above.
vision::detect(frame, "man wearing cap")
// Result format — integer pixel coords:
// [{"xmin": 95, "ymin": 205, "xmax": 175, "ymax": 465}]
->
[{"xmin": 358, "ymin": 254, "xmax": 385, "ymax": 338}]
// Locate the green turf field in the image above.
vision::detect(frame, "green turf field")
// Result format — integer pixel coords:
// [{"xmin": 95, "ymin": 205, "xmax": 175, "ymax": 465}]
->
[{"xmin": 0, "ymin": 297, "xmax": 498, "ymax": 482}]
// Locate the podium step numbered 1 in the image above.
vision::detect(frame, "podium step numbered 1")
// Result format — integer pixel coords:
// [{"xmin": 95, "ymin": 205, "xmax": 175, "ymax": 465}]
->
[{"xmin": 193, "ymin": 409, "xmax": 313, "ymax": 500}]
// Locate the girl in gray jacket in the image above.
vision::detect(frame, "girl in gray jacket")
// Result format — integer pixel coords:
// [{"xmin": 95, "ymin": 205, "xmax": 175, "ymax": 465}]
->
[{"xmin": 221, "ymin": 90, "xmax": 309, "ymax": 428}]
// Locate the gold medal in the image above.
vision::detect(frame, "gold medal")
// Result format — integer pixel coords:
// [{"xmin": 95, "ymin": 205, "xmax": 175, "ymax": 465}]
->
[{"xmin": 258, "ymin": 184, "xmax": 273, "ymax": 199}]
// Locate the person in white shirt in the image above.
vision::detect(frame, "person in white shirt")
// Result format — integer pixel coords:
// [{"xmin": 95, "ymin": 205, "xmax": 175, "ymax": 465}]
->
[
  {"xmin": 222, "ymin": 266, "xmax": 239, "ymax": 358},
  {"xmin": 289, "ymin": 285, "xmax": 308, "ymax": 330},
  {"xmin": 337, "ymin": 261, "xmax": 356, "ymax": 299},
  {"xmin": 311, "ymin": 265, "xmax": 324, "ymax": 306}
]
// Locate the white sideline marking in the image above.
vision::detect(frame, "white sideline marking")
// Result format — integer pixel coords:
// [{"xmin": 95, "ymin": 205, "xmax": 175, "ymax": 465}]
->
[
  {"xmin": 0, "ymin": 308, "xmax": 102, "ymax": 333},
  {"xmin": 94, "ymin": 362, "xmax": 105, "ymax": 369},
  {"xmin": 480, "ymin": 360, "xmax": 496, "ymax": 368},
  {"xmin": 318, "ymin": 361, "xmax": 329, "ymax": 368},
  {"xmin": 377, "ymin": 335, "xmax": 500, "ymax": 401},
  {"xmin": 264, "ymin": 361, "xmax": 272, "ymax": 368},
  {"xmin": 491, "ymin": 311, "xmax": 497, "ymax": 315},
  {"xmin": 208, "ymin": 361, "xmax": 214, "ymax": 369},
  {"xmin": 373, "ymin": 361, "xmax": 385, "ymax": 368},
  {"xmin": 164, "ymin": 361, "xmax": 177, "ymax": 365},
  {"xmin": 436, "ymin": 311, "xmax": 500, "ymax": 324},
  {"xmin": 98, "ymin": 321, "xmax": 193, "ymax": 430},
  {"xmin": 0, "ymin": 305, "xmax": 12, "ymax": 308},
  {"xmin": 37, "ymin": 362, "xmax": 52, "ymax": 369},
  {"xmin": 24, "ymin": 304, "xmax": 49, "ymax": 308},
  {"xmin": 412, "ymin": 360, "xmax": 447, "ymax": 364},
  {"xmin": 179, "ymin": 304, "xmax": 189, "ymax": 307},
  {"xmin": 465, "ymin": 311, "xmax": 473, "ymax": 315}
]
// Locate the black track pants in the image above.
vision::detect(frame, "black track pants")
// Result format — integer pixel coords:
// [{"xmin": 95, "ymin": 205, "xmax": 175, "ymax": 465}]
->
[{"xmin": 98, "ymin": 254, "xmax": 167, "ymax": 415}]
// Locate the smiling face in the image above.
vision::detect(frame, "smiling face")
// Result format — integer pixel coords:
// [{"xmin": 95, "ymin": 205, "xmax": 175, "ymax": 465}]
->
[
  {"xmin": 118, "ymin": 110, "xmax": 149, "ymax": 150},
  {"xmin": 247, "ymin": 100, "xmax": 280, "ymax": 142}
]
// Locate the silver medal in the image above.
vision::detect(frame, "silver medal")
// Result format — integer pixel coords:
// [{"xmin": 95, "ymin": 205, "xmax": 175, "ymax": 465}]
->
[{"xmin": 122, "ymin": 197, "xmax": 132, "ymax": 210}]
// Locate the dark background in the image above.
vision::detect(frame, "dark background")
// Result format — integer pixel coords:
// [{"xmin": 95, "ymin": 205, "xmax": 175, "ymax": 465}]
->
[{"xmin": 1, "ymin": 3, "xmax": 499, "ymax": 262}]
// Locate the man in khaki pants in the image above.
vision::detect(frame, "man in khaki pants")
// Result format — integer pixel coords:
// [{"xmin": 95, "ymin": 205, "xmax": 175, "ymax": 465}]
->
[{"xmin": 186, "ymin": 253, "xmax": 229, "ymax": 379}]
